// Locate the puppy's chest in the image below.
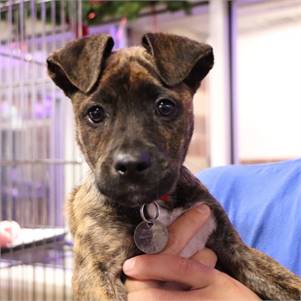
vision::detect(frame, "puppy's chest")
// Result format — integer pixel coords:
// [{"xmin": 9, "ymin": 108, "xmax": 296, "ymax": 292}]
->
[{"xmin": 147, "ymin": 203, "xmax": 216, "ymax": 257}]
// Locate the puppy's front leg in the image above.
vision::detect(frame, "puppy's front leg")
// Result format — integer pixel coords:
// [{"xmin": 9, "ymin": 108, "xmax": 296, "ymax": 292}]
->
[
  {"xmin": 177, "ymin": 166, "xmax": 301, "ymax": 300},
  {"xmin": 72, "ymin": 232, "xmax": 131, "ymax": 301},
  {"xmin": 67, "ymin": 185, "xmax": 135, "ymax": 301},
  {"xmin": 204, "ymin": 200, "xmax": 301, "ymax": 300},
  {"xmin": 236, "ymin": 246, "xmax": 301, "ymax": 300}
]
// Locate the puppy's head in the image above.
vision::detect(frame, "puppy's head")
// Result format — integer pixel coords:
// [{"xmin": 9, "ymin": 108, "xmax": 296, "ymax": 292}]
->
[{"xmin": 47, "ymin": 33, "xmax": 213, "ymax": 207}]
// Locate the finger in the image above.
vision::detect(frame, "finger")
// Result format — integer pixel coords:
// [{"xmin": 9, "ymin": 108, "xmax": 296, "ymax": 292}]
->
[
  {"xmin": 163, "ymin": 204, "xmax": 211, "ymax": 255},
  {"xmin": 126, "ymin": 275, "xmax": 186, "ymax": 292},
  {"xmin": 125, "ymin": 277, "xmax": 160, "ymax": 292},
  {"xmin": 128, "ymin": 287, "xmax": 199, "ymax": 301},
  {"xmin": 123, "ymin": 254, "xmax": 215, "ymax": 289},
  {"xmin": 191, "ymin": 248, "xmax": 217, "ymax": 268}
]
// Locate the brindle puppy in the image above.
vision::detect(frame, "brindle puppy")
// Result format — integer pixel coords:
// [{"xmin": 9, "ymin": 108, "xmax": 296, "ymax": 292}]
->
[{"xmin": 47, "ymin": 33, "xmax": 301, "ymax": 301}]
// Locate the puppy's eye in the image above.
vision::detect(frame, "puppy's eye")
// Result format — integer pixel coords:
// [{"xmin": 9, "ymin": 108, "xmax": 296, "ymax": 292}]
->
[
  {"xmin": 155, "ymin": 98, "xmax": 177, "ymax": 118},
  {"xmin": 87, "ymin": 105, "xmax": 105, "ymax": 123}
]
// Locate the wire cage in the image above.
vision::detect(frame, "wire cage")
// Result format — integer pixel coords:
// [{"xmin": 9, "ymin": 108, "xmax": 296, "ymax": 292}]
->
[{"xmin": 0, "ymin": 1, "xmax": 84, "ymax": 300}]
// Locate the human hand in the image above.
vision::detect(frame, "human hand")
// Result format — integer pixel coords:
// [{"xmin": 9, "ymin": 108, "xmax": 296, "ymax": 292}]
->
[
  {"xmin": 123, "ymin": 204, "xmax": 260, "ymax": 301},
  {"xmin": 0, "ymin": 221, "xmax": 20, "ymax": 247}
]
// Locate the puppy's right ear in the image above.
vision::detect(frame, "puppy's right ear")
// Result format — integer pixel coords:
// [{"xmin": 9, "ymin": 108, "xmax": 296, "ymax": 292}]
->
[
  {"xmin": 142, "ymin": 33, "xmax": 213, "ymax": 92},
  {"xmin": 47, "ymin": 34, "xmax": 114, "ymax": 96}
]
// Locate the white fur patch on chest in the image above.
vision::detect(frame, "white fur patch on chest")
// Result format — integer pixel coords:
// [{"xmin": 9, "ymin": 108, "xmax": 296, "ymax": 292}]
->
[{"xmin": 147, "ymin": 202, "xmax": 216, "ymax": 258}]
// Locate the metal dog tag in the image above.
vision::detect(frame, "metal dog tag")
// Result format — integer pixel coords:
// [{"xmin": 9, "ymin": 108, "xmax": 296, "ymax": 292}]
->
[
  {"xmin": 134, "ymin": 220, "xmax": 168, "ymax": 254},
  {"xmin": 134, "ymin": 202, "xmax": 169, "ymax": 254}
]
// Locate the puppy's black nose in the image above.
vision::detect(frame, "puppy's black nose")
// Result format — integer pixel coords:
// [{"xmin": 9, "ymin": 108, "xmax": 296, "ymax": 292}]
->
[{"xmin": 114, "ymin": 152, "xmax": 151, "ymax": 177}]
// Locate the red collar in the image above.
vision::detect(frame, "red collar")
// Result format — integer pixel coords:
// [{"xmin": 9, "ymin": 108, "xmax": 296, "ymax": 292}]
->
[{"xmin": 159, "ymin": 194, "xmax": 169, "ymax": 202}]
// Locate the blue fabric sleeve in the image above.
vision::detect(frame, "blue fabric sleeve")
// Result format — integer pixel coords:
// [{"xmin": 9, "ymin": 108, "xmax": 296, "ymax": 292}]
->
[{"xmin": 196, "ymin": 159, "xmax": 301, "ymax": 276}]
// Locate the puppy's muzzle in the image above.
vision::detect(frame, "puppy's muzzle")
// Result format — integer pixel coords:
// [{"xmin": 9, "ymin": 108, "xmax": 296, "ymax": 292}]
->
[{"xmin": 96, "ymin": 145, "xmax": 177, "ymax": 207}]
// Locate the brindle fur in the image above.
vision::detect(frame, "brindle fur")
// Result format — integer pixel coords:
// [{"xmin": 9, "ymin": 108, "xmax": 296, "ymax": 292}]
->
[{"xmin": 47, "ymin": 33, "xmax": 301, "ymax": 301}]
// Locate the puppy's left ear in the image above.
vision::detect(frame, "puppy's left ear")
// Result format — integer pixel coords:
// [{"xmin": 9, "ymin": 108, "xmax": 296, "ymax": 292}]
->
[
  {"xmin": 47, "ymin": 34, "xmax": 114, "ymax": 96},
  {"xmin": 142, "ymin": 33, "xmax": 213, "ymax": 91}
]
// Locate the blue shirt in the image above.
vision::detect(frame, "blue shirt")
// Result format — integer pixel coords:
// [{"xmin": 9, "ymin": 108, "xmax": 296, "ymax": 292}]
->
[{"xmin": 197, "ymin": 159, "xmax": 301, "ymax": 276}]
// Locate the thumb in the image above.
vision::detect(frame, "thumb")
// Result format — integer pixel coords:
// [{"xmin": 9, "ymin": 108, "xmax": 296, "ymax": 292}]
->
[{"xmin": 191, "ymin": 248, "xmax": 217, "ymax": 268}]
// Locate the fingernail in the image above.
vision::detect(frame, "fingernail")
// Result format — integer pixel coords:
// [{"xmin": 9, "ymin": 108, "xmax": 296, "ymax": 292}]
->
[
  {"xmin": 196, "ymin": 204, "xmax": 210, "ymax": 215},
  {"xmin": 123, "ymin": 258, "xmax": 136, "ymax": 274}
]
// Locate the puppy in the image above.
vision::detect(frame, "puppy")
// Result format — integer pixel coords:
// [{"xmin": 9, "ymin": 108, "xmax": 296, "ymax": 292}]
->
[{"xmin": 47, "ymin": 33, "xmax": 301, "ymax": 301}]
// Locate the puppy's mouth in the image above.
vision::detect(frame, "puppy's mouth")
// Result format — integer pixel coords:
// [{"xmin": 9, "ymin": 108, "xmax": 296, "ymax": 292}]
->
[{"xmin": 96, "ymin": 170, "xmax": 178, "ymax": 208}]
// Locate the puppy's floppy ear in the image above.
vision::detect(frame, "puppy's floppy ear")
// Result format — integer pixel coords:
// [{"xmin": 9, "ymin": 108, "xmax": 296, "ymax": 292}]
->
[
  {"xmin": 142, "ymin": 33, "xmax": 213, "ymax": 91},
  {"xmin": 47, "ymin": 34, "xmax": 114, "ymax": 95}
]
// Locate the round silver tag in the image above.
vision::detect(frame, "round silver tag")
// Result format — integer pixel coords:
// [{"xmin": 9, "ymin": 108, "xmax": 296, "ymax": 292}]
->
[{"xmin": 134, "ymin": 221, "xmax": 169, "ymax": 254}]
